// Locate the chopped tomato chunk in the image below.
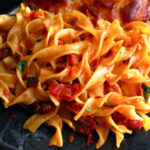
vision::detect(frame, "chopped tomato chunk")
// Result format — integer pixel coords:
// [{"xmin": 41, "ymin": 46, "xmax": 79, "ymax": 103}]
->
[
  {"xmin": 119, "ymin": 119, "xmax": 143, "ymax": 131},
  {"xmin": 112, "ymin": 112, "xmax": 143, "ymax": 131},
  {"xmin": 65, "ymin": 101, "xmax": 83, "ymax": 111},
  {"xmin": 48, "ymin": 83, "xmax": 82, "ymax": 101},
  {"xmin": 3, "ymin": 88, "xmax": 10, "ymax": 98},
  {"xmin": 58, "ymin": 40, "xmax": 64, "ymax": 45},
  {"xmin": 75, "ymin": 116, "xmax": 96, "ymax": 146},
  {"xmin": 33, "ymin": 101, "xmax": 56, "ymax": 114},
  {"xmin": 69, "ymin": 54, "xmax": 78, "ymax": 66}
]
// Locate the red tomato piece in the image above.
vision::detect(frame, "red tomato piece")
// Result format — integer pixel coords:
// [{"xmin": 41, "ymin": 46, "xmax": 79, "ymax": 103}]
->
[
  {"xmin": 119, "ymin": 120, "xmax": 143, "ymax": 131},
  {"xmin": 112, "ymin": 112, "xmax": 143, "ymax": 131},
  {"xmin": 65, "ymin": 101, "xmax": 83, "ymax": 111},
  {"xmin": 33, "ymin": 101, "xmax": 56, "ymax": 114},
  {"xmin": 75, "ymin": 116, "xmax": 96, "ymax": 146},
  {"xmin": 112, "ymin": 112, "xmax": 126, "ymax": 124},
  {"xmin": 69, "ymin": 54, "xmax": 78, "ymax": 66},
  {"xmin": 75, "ymin": 116, "xmax": 96, "ymax": 135},
  {"xmin": 48, "ymin": 83, "xmax": 82, "ymax": 101}
]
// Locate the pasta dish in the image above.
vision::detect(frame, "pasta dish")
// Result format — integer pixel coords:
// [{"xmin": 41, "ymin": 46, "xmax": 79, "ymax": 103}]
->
[{"xmin": 0, "ymin": 3, "xmax": 150, "ymax": 149}]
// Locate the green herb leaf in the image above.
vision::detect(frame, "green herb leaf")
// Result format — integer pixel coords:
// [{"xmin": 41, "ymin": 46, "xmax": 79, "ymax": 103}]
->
[
  {"xmin": 17, "ymin": 60, "xmax": 26, "ymax": 72},
  {"xmin": 26, "ymin": 78, "xmax": 35, "ymax": 87},
  {"xmin": 97, "ymin": 106, "xmax": 100, "ymax": 110},
  {"xmin": 71, "ymin": 0, "xmax": 74, "ymax": 1},
  {"xmin": 36, "ymin": 38, "xmax": 43, "ymax": 42},
  {"xmin": 8, "ymin": 14, "xmax": 16, "ymax": 16},
  {"xmin": 30, "ymin": 6, "xmax": 38, "ymax": 11},
  {"xmin": 142, "ymin": 83, "xmax": 150, "ymax": 93},
  {"xmin": 63, "ymin": 41, "xmax": 66, "ymax": 45},
  {"xmin": 142, "ymin": 83, "xmax": 150, "ymax": 101},
  {"xmin": 105, "ymin": 101, "xmax": 114, "ymax": 106},
  {"xmin": 86, "ymin": 107, "xmax": 91, "ymax": 112}
]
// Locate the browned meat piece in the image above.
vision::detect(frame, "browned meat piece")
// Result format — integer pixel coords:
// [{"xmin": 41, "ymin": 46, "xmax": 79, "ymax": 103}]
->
[{"xmin": 25, "ymin": 0, "xmax": 150, "ymax": 24}]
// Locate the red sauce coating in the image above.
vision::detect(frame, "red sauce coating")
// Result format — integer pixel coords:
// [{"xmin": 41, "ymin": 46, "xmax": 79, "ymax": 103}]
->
[
  {"xmin": 0, "ymin": 49, "xmax": 12, "ymax": 60},
  {"xmin": 48, "ymin": 83, "xmax": 82, "ymax": 101},
  {"xmin": 33, "ymin": 100, "xmax": 56, "ymax": 114},
  {"xmin": 112, "ymin": 112, "xmax": 143, "ymax": 131},
  {"xmin": 69, "ymin": 54, "xmax": 78, "ymax": 66},
  {"xmin": 75, "ymin": 116, "xmax": 96, "ymax": 146},
  {"xmin": 65, "ymin": 101, "xmax": 83, "ymax": 111},
  {"xmin": 3, "ymin": 88, "xmax": 10, "ymax": 98}
]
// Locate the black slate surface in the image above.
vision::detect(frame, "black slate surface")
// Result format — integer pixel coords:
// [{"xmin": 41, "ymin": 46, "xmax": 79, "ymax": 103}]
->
[{"xmin": 0, "ymin": 103, "xmax": 150, "ymax": 150}]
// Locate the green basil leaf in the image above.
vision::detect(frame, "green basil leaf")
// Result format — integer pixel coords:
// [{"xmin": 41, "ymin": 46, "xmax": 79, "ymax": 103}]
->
[
  {"xmin": 26, "ymin": 78, "xmax": 35, "ymax": 87},
  {"xmin": 142, "ymin": 83, "xmax": 150, "ymax": 93},
  {"xmin": 105, "ymin": 101, "xmax": 114, "ymax": 106},
  {"xmin": 36, "ymin": 38, "xmax": 43, "ymax": 42},
  {"xmin": 30, "ymin": 6, "xmax": 38, "ymax": 11},
  {"xmin": 142, "ymin": 83, "xmax": 150, "ymax": 101},
  {"xmin": 17, "ymin": 60, "xmax": 26, "ymax": 72},
  {"xmin": 143, "ymin": 91, "xmax": 150, "ymax": 101}
]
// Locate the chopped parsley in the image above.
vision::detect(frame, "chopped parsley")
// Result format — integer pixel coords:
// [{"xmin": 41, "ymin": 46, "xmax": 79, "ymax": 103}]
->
[
  {"xmin": 105, "ymin": 101, "xmax": 114, "ymax": 106},
  {"xmin": 142, "ymin": 83, "xmax": 150, "ymax": 101},
  {"xmin": 36, "ymin": 38, "xmax": 43, "ymax": 42},
  {"xmin": 30, "ymin": 6, "xmax": 38, "ymax": 11},
  {"xmin": 97, "ymin": 106, "xmax": 100, "ymax": 110},
  {"xmin": 8, "ymin": 14, "xmax": 16, "ymax": 16},
  {"xmin": 26, "ymin": 78, "xmax": 35, "ymax": 87},
  {"xmin": 17, "ymin": 60, "xmax": 26, "ymax": 72},
  {"xmin": 86, "ymin": 107, "xmax": 91, "ymax": 112}
]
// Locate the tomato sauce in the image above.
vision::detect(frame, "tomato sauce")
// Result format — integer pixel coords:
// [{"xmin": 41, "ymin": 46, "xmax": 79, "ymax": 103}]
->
[{"xmin": 33, "ymin": 100, "xmax": 56, "ymax": 114}]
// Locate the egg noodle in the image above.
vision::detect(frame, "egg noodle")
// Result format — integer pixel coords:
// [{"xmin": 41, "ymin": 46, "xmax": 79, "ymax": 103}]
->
[{"xmin": 0, "ymin": 4, "xmax": 150, "ymax": 149}]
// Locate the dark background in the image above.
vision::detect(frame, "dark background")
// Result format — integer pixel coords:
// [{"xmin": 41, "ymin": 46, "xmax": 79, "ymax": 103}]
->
[
  {"xmin": 0, "ymin": 0, "xmax": 23, "ymax": 14},
  {"xmin": 0, "ymin": 0, "xmax": 150, "ymax": 150}
]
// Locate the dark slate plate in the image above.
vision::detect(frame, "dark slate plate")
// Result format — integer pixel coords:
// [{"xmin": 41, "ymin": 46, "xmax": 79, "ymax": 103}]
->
[
  {"xmin": 0, "ymin": 103, "xmax": 150, "ymax": 150},
  {"xmin": 0, "ymin": 1, "xmax": 150, "ymax": 150}
]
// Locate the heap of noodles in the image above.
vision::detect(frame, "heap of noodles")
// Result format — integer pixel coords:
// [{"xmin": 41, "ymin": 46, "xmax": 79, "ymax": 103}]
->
[{"xmin": 0, "ymin": 4, "xmax": 150, "ymax": 149}]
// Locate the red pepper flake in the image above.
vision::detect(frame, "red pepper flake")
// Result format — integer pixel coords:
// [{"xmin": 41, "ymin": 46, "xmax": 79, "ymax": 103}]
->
[
  {"xmin": 87, "ymin": 132, "xmax": 94, "ymax": 146},
  {"xmin": 68, "ymin": 133, "xmax": 74, "ymax": 143},
  {"xmin": 10, "ymin": 114, "xmax": 19, "ymax": 120},
  {"xmin": 48, "ymin": 83, "xmax": 82, "ymax": 102},
  {"xmin": 23, "ymin": 93, "xmax": 28, "ymax": 98},
  {"xmin": 58, "ymin": 40, "xmax": 64, "ymax": 45},
  {"xmin": 69, "ymin": 54, "xmax": 78, "ymax": 66},
  {"xmin": 86, "ymin": 9, "xmax": 91, "ymax": 18},
  {"xmin": 3, "ymin": 88, "xmax": 10, "ymax": 98},
  {"xmin": 68, "ymin": 66, "xmax": 76, "ymax": 78},
  {"xmin": 92, "ymin": 17, "xmax": 99, "ymax": 27}
]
